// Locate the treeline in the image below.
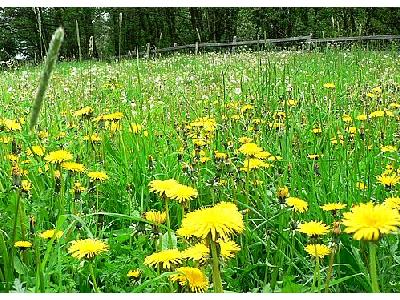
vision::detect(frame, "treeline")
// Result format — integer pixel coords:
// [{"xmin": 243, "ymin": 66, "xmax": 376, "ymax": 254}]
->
[{"xmin": 1, "ymin": 7, "xmax": 400, "ymax": 61}]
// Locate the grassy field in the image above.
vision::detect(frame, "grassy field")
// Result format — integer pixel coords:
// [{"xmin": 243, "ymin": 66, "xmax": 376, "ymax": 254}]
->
[{"xmin": 1, "ymin": 47, "xmax": 400, "ymax": 293}]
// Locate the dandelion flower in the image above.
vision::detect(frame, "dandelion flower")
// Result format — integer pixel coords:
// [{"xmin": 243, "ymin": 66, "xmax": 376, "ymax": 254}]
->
[
  {"xmin": 356, "ymin": 182, "xmax": 367, "ymax": 190},
  {"xmin": 14, "ymin": 241, "xmax": 32, "ymax": 249},
  {"xmin": 3, "ymin": 119, "xmax": 22, "ymax": 131},
  {"xmin": 342, "ymin": 202, "xmax": 400, "ymax": 241},
  {"xmin": 177, "ymin": 201, "xmax": 244, "ymax": 241},
  {"xmin": 181, "ymin": 243, "xmax": 210, "ymax": 261},
  {"xmin": 62, "ymin": 162, "xmax": 85, "ymax": 173},
  {"xmin": 27, "ymin": 145, "xmax": 45, "ymax": 157},
  {"xmin": 88, "ymin": 171, "xmax": 109, "ymax": 181},
  {"xmin": 240, "ymin": 158, "xmax": 271, "ymax": 171},
  {"xmin": 68, "ymin": 239, "xmax": 109, "ymax": 260},
  {"xmin": 323, "ymin": 83, "xmax": 335, "ymax": 89},
  {"xmin": 277, "ymin": 186, "xmax": 289, "ymax": 199},
  {"xmin": 40, "ymin": 229, "xmax": 64, "ymax": 240},
  {"xmin": 44, "ymin": 150, "xmax": 73, "ymax": 164},
  {"xmin": 127, "ymin": 269, "xmax": 141, "ymax": 279},
  {"xmin": 384, "ymin": 197, "xmax": 400, "ymax": 210},
  {"xmin": 21, "ymin": 180, "xmax": 32, "ymax": 192},
  {"xmin": 170, "ymin": 267, "xmax": 209, "ymax": 293},
  {"xmin": 218, "ymin": 239, "xmax": 241, "ymax": 259},
  {"xmin": 149, "ymin": 179, "xmax": 179, "ymax": 197},
  {"xmin": 286, "ymin": 197, "xmax": 308, "ymax": 213},
  {"xmin": 238, "ymin": 143, "xmax": 263, "ymax": 156},
  {"xmin": 297, "ymin": 221, "xmax": 329, "ymax": 237},
  {"xmin": 144, "ymin": 210, "xmax": 167, "ymax": 225},
  {"xmin": 320, "ymin": 203, "xmax": 347, "ymax": 212},
  {"xmin": 377, "ymin": 174, "xmax": 400, "ymax": 187},
  {"xmin": 74, "ymin": 106, "xmax": 93, "ymax": 117},
  {"xmin": 380, "ymin": 145, "xmax": 397, "ymax": 153},
  {"xmin": 304, "ymin": 244, "xmax": 331, "ymax": 258},
  {"xmin": 144, "ymin": 249, "xmax": 182, "ymax": 269},
  {"xmin": 166, "ymin": 184, "xmax": 198, "ymax": 203}
]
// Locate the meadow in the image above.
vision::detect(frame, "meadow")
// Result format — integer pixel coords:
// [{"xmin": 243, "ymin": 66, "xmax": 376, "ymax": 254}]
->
[{"xmin": 1, "ymin": 46, "xmax": 400, "ymax": 293}]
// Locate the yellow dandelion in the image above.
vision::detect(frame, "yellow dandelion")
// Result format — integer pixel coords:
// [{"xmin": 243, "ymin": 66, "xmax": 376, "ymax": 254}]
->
[
  {"xmin": 356, "ymin": 182, "xmax": 367, "ymax": 190},
  {"xmin": 239, "ymin": 137, "xmax": 253, "ymax": 144},
  {"xmin": 304, "ymin": 244, "xmax": 331, "ymax": 258},
  {"xmin": 181, "ymin": 243, "xmax": 210, "ymax": 261},
  {"xmin": 384, "ymin": 197, "xmax": 400, "ymax": 210},
  {"xmin": 144, "ymin": 210, "xmax": 167, "ymax": 225},
  {"xmin": 39, "ymin": 229, "xmax": 64, "ymax": 240},
  {"xmin": 240, "ymin": 158, "xmax": 271, "ymax": 171},
  {"xmin": 323, "ymin": 83, "xmax": 335, "ymax": 89},
  {"xmin": 320, "ymin": 202, "xmax": 347, "ymax": 212},
  {"xmin": 170, "ymin": 267, "xmax": 209, "ymax": 293},
  {"xmin": 342, "ymin": 202, "xmax": 400, "ymax": 241},
  {"xmin": 356, "ymin": 114, "xmax": 368, "ymax": 121},
  {"xmin": 68, "ymin": 239, "xmax": 109, "ymax": 260},
  {"xmin": 3, "ymin": 119, "xmax": 22, "ymax": 131},
  {"xmin": 297, "ymin": 221, "xmax": 329, "ymax": 237},
  {"xmin": 166, "ymin": 184, "xmax": 198, "ymax": 203},
  {"xmin": 144, "ymin": 249, "xmax": 182, "ymax": 269},
  {"xmin": 44, "ymin": 150, "xmax": 73, "ymax": 164},
  {"xmin": 129, "ymin": 123, "xmax": 143, "ymax": 134},
  {"xmin": 127, "ymin": 269, "xmax": 141, "ymax": 279},
  {"xmin": 62, "ymin": 162, "xmax": 85, "ymax": 173},
  {"xmin": 21, "ymin": 180, "xmax": 32, "ymax": 192},
  {"xmin": 177, "ymin": 201, "xmax": 244, "ymax": 241},
  {"xmin": 74, "ymin": 106, "xmax": 93, "ymax": 117},
  {"xmin": 88, "ymin": 171, "xmax": 109, "ymax": 181},
  {"xmin": 342, "ymin": 114, "xmax": 352, "ymax": 123},
  {"xmin": 149, "ymin": 179, "xmax": 179, "ymax": 197},
  {"xmin": 27, "ymin": 145, "xmax": 45, "ymax": 157},
  {"xmin": 377, "ymin": 174, "xmax": 400, "ymax": 187},
  {"xmin": 286, "ymin": 197, "xmax": 308, "ymax": 213},
  {"xmin": 312, "ymin": 128, "xmax": 322, "ymax": 134},
  {"xmin": 218, "ymin": 239, "xmax": 241, "ymax": 259},
  {"xmin": 380, "ymin": 145, "xmax": 397, "ymax": 153},
  {"xmin": 277, "ymin": 186, "xmax": 290, "ymax": 199},
  {"xmin": 238, "ymin": 143, "xmax": 263, "ymax": 156},
  {"xmin": 14, "ymin": 240, "xmax": 32, "ymax": 249}
]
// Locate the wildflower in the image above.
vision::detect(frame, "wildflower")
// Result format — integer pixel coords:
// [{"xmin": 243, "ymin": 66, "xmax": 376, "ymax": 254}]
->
[
  {"xmin": 356, "ymin": 182, "xmax": 367, "ymax": 190},
  {"xmin": 21, "ymin": 180, "xmax": 32, "ymax": 192},
  {"xmin": 380, "ymin": 145, "xmax": 397, "ymax": 153},
  {"xmin": 214, "ymin": 151, "xmax": 228, "ymax": 160},
  {"xmin": 74, "ymin": 106, "xmax": 93, "ymax": 117},
  {"xmin": 88, "ymin": 171, "xmax": 109, "ymax": 181},
  {"xmin": 144, "ymin": 249, "xmax": 182, "ymax": 269},
  {"xmin": 170, "ymin": 267, "xmax": 209, "ymax": 292},
  {"xmin": 254, "ymin": 151, "xmax": 272, "ymax": 159},
  {"xmin": 62, "ymin": 162, "xmax": 85, "ymax": 173},
  {"xmin": 277, "ymin": 186, "xmax": 289, "ymax": 199},
  {"xmin": 84, "ymin": 133, "xmax": 102, "ymax": 143},
  {"xmin": 384, "ymin": 197, "xmax": 400, "ymax": 210},
  {"xmin": 342, "ymin": 202, "xmax": 400, "ymax": 240},
  {"xmin": 3, "ymin": 119, "xmax": 22, "ymax": 131},
  {"xmin": 27, "ymin": 145, "xmax": 45, "ymax": 157},
  {"xmin": 129, "ymin": 123, "xmax": 143, "ymax": 134},
  {"xmin": 144, "ymin": 210, "xmax": 167, "ymax": 225},
  {"xmin": 240, "ymin": 158, "xmax": 271, "ymax": 171},
  {"xmin": 127, "ymin": 269, "xmax": 141, "ymax": 279},
  {"xmin": 389, "ymin": 103, "xmax": 400, "ymax": 109},
  {"xmin": 94, "ymin": 111, "xmax": 123, "ymax": 122},
  {"xmin": 286, "ymin": 197, "xmax": 308, "ymax": 213},
  {"xmin": 287, "ymin": 99, "xmax": 298, "ymax": 106},
  {"xmin": 377, "ymin": 174, "xmax": 400, "ymax": 187},
  {"xmin": 356, "ymin": 114, "xmax": 368, "ymax": 121},
  {"xmin": 181, "ymin": 243, "xmax": 210, "ymax": 261},
  {"xmin": 73, "ymin": 182, "xmax": 86, "ymax": 193},
  {"xmin": 342, "ymin": 114, "xmax": 352, "ymax": 123},
  {"xmin": 38, "ymin": 131, "xmax": 49, "ymax": 139},
  {"xmin": 312, "ymin": 128, "xmax": 322, "ymax": 134},
  {"xmin": 323, "ymin": 83, "xmax": 335, "ymax": 89},
  {"xmin": 14, "ymin": 241, "xmax": 32, "ymax": 249},
  {"xmin": 149, "ymin": 179, "xmax": 179, "ymax": 197},
  {"xmin": 39, "ymin": 229, "xmax": 64, "ymax": 240},
  {"xmin": 218, "ymin": 239, "xmax": 241, "ymax": 259},
  {"xmin": 304, "ymin": 244, "xmax": 331, "ymax": 258},
  {"xmin": 177, "ymin": 201, "xmax": 244, "ymax": 241},
  {"xmin": 307, "ymin": 154, "xmax": 320, "ymax": 160},
  {"xmin": 68, "ymin": 239, "xmax": 109, "ymax": 260},
  {"xmin": 371, "ymin": 86, "xmax": 382, "ymax": 94},
  {"xmin": 320, "ymin": 203, "xmax": 347, "ymax": 212},
  {"xmin": 238, "ymin": 143, "xmax": 263, "ymax": 156},
  {"xmin": 346, "ymin": 127, "xmax": 357, "ymax": 135},
  {"xmin": 44, "ymin": 150, "xmax": 73, "ymax": 164},
  {"xmin": 297, "ymin": 221, "xmax": 329, "ymax": 237},
  {"xmin": 369, "ymin": 110, "xmax": 385, "ymax": 118},
  {"xmin": 166, "ymin": 184, "xmax": 198, "ymax": 203}
]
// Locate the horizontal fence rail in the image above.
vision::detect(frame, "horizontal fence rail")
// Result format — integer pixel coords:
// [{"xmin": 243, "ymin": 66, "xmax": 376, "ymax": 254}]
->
[{"xmin": 129, "ymin": 34, "xmax": 400, "ymax": 58}]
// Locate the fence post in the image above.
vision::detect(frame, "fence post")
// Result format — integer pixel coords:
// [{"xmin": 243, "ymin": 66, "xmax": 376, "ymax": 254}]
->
[
  {"xmin": 264, "ymin": 31, "xmax": 267, "ymax": 48},
  {"xmin": 75, "ymin": 20, "xmax": 82, "ymax": 61},
  {"xmin": 257, "ymin": 34, "xmax": 260, "ymax": 51},
  {"xmin": 307, "ymin": 33, "xmax": 312, "ymax": 51},
  {"xmin": 195, "ymin": 42, "xmax": 199, "ymax": 55},
  {"xmin": 154, "ymin": 46, "xmax": 157, "ymax": 59},
  {"xmin": 232, "ymin": 36, "xmax": 237, "ymax": 54},
  {"xmin": 145, "ymin": 43, "xmax": 150, "ymax": 58},
  {"xmin": 196, "ymin": 27, "xmax": 201, "ymax": 43}
]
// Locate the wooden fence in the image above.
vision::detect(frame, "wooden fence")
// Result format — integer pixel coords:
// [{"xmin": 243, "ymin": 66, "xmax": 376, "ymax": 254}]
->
[{"xmin": 128, "ymin": 34, "xmax": 400, "ymax": 58}]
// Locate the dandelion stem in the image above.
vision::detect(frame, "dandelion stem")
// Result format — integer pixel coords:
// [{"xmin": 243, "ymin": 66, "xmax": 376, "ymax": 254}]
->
[
  {"xmin": 209, "ymin": 238, "xmax": 223, "ymax": 293},
  {"xmin": 312, "ymin": 256, "xmax": 320, "ymax": 292},
  {"xmin": 88, "ymin": 261, "xmax": 100, "ymax": 293},
  {"xmin": 368, "ymin": 242, "xmax": 380, "ymax": 293},
  {"xmin": 165, "ymin": 198, "xmax": 173, "ymax": 248},
  {"xmin": 324, "ymin": 247, "xmax": 336, "ymax": 292}
]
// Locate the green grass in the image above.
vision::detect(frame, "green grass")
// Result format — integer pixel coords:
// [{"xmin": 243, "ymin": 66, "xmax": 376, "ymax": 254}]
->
[{"xmin": 0, "ymin": 47, "xmax": 400, "ymax": 292}]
